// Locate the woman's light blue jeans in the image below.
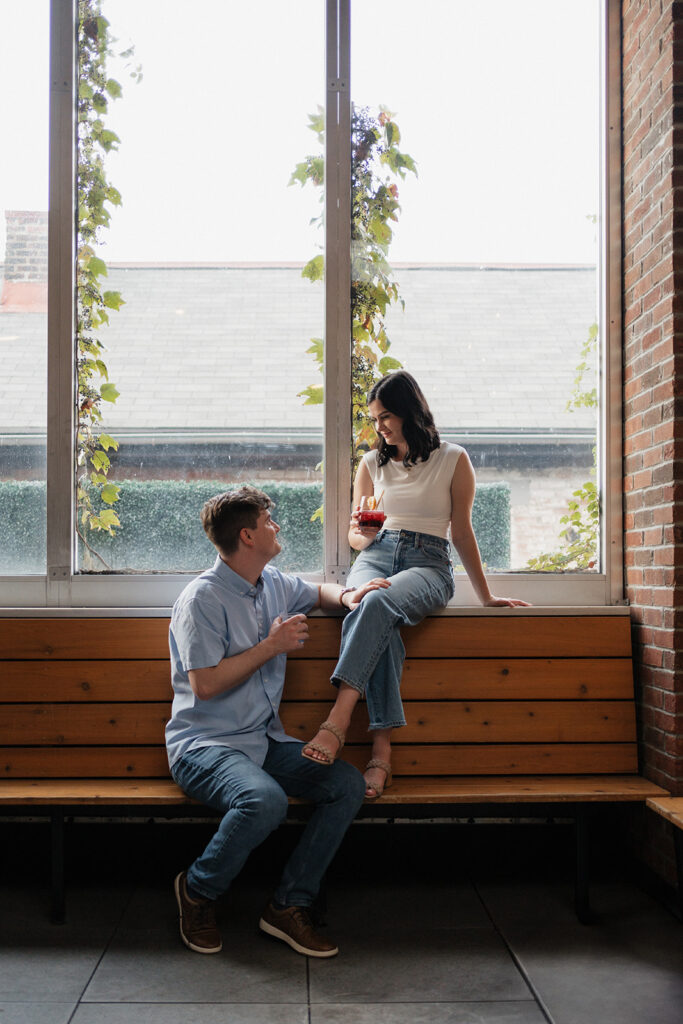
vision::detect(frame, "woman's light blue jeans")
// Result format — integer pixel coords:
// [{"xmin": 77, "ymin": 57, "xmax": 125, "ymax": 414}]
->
[
  {"xmin": 170, "ymin": 739, "xmax": 365, "ymax": 906},
  {"xmin": 334, "ymin": 529, "xmax": 455, "ymax": 730}
]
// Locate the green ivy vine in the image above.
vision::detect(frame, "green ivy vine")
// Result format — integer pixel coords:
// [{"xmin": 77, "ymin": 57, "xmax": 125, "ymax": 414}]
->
[
  {"xmin": 290, "ymin": 104, "xmax": 417, "ymax": 509},
  {"xmin": 526, "ymin": 322, "xmax": 599, "ymax": 572},
  {"xmin": 77, "ymin": 0, "xmax": 140, "ymax": 565}
]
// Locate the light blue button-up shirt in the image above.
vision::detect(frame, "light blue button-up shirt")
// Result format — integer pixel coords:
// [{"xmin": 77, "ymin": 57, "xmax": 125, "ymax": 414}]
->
[{"xmin": 165, "ymin": 555, "xmax": 318, "ymax": 769}]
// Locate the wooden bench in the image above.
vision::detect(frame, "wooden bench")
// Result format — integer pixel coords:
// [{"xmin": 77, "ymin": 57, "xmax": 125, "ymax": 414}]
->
[
  {"xmin": 646, "ymin": 796, "xmax": 683, "ymax": 918},
  {"xmin": 0, "ymin": 612, "xmax": 668, "ymax": 924}
]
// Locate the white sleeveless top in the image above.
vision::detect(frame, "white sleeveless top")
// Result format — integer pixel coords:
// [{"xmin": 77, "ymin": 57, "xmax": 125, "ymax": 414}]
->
[{"xmin": 362, "ymin": 441, "xmax": 464, "ymax": 538}]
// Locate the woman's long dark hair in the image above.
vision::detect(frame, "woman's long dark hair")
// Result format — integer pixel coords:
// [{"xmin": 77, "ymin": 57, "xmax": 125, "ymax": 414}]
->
[{"xmin": 368, "ymin": 371, "xmax": 440, "ymax": 467}]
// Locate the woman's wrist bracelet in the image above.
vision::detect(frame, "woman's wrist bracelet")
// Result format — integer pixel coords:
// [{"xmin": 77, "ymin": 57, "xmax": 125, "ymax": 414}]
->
[{"xmin": 339, "ymin": 587, "xmax": 355, "ymax": 607}]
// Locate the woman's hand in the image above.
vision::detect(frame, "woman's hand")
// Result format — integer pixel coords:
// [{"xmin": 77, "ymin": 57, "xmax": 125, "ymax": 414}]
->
[
  {"xmin": 345, "ymin": 577, "xmax": 391, "ymax": 610},
  {"xmin": 349, "ymin": 507, "xmax": 382, "ymax": 551},
  {"xmin": 483, "ymin": 596, "xmax": 532, "ymax": 608}
]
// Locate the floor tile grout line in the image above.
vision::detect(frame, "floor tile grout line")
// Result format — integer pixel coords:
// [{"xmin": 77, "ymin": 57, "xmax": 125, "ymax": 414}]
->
[
  {"xmin": 306, "ymin": 952, "xmax": 312, "ymax": 1024},
  {"xmin": 470, "ymin": 877, "xmax": 556, "ymax": 1024},
  {"xmin": 64, "ymin": 883, "xmax": 138, "ymax": 1024}
]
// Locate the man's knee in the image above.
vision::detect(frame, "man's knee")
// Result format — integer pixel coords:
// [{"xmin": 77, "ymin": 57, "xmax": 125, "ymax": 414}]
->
[
  {"xmin": 236, "ymin": 777, "xmax": 289, "ymax": 830},
  {"xmin": 330, "ymin": 760, "xmax": 367, "ymax": 808}
]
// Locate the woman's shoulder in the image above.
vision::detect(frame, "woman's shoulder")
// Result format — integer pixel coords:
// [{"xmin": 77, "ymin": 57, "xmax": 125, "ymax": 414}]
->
[
  {"xmin": 436, "ymin": 441, "xmax": 466, "ymax": 463},
  {"xmin": 362, "ymin": 448, "xmax": 380, "ymax": 467}
]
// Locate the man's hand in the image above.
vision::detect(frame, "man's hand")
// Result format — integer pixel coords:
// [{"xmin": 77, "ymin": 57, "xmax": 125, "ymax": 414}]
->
[
  {"xmin": 345, "ymin": 577, "xmax": 391, "ymax": 611},
  {"xmin": 267, "ymin": 613, "xmax": 310, "ymax": 653}
]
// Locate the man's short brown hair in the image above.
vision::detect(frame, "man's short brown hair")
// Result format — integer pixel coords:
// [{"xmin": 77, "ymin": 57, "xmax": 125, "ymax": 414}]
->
[{"xmin": 200, "ymin": 487, "xmax": 274, "ymax": 555}]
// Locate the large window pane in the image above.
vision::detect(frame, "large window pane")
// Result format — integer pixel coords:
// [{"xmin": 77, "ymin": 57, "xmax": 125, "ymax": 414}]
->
[
  {"xmin": 0, "ymin": 2, "xmax": 49, "ymax": 574},
  {"xmin": 76, "ymin": 0, "xmax": 324, "ymax": 573},
  {"xmin": 352, "ymin": 0, "xmax": 601, "ymax": 573}
]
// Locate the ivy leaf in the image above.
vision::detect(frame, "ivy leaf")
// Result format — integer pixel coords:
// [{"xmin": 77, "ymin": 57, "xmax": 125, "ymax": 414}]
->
[
  {"xmin": 308, "ymin": 107, "xmax": 325, "ymax": 137},
  {"xmin": 91, "ymin": 508, "xmax": 120, "ymax": 534},
  {"xmin": 305, "ymin": 338, "xmax": 324, "ymax": 369},
  {"xmin": 288, "ymin": 162, "xmax": 310, "ymax": 187},
  {"xmin": 298, "ymin": 385, "xmax": 324, "ymax": 405},
  {"xmin": 88, "ymin": 255, "xmax": 108, "ymax": 277},
  {"xmin": 98, "ymin": 433, "xmax": 119, "ymax": 451},
  {"xmin": 103, "ymin": 290, "xmax": 125, "ymax": 310},
  {"xmin": 105, "ymin": 78, "xmax": 122, "ymax": 98},
  {"xmin": 100, "ymin": 382, "xmax": 120, "ymax": 403},
  {"xmin": 92, "ymin": 450, "xmax": 110, "ymax": 472},
  {"xmin": 379, "ymin": 356, "xmax": 402, "ymax": 373},
  {"xmin": 100, "ymin": 483, "xmax": 120, "ymax": 504},
  {"xmin": 302, "ymin": 255, "xmax": 324, "ymax": 282}
]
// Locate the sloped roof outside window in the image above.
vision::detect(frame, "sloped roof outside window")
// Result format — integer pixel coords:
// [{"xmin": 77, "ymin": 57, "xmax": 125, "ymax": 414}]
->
[{"xmin": 0, "ymin": 261, "xmax": 597, "ymax": 439}]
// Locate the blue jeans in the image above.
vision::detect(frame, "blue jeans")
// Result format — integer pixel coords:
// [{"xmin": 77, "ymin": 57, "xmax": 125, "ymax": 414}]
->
[
  {"xmin": 170, "ymin": 739, "xmax": 365, "ymax": 906},
  {"xmin": 334, "ymin": 529, "xmax": 455, "ymax": 730}
]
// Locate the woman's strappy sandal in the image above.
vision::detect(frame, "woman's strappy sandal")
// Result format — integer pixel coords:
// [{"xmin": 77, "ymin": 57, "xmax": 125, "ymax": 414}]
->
[
  {"xmin": 364, "ymin": 758, "xmax": 393, "ymax": 800},
  {"xmin": 301, "ymin": 720, "xmax": 346, "ymax": 765}
]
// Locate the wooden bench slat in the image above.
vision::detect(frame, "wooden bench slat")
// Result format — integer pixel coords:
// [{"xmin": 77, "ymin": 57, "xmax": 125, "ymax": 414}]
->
[
  {"xmin": 0, "ymin": 699, "xmax": 637, "ymax": 746},
  {"xmin": 0, "ymin": 661, "xmax": 173, "ymax": 701},
  {"xmin": 391, "ymin": 615, "xmax": 633, "ymax": 658},
  {"xmin": 0, "ymin": 618, "xmax": 172, "ymax": 660},
  {"xmin": 0, "ymin": 742, "xmax": 639, "ymax": 779},
  {"xmin": 279, "ymin": 701, "xmax": 637, "ymax": 744},
  {"xmin": 0, "ymin": 614, "xmax": 631, "ymax": 660},
  {"xmin": 0, "ymin": 657, "xmax": 634, "ymax": 702},
  {"xmin": 0, "ymin": 705, "xmax": 170, "ymax": 745},
  {"xmin": 0, "ymin": 774, "xmax": 667, "ymax": 806},
  {"xmin": 646, "ymin": 796, "xmax": 683, "ymax": 829}
]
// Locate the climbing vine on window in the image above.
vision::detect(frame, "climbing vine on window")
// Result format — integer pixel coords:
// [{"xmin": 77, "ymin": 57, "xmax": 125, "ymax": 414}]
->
[
  {"xmin": 290, "ymin": 104, "xmax": 417, "ymax": 492},
  {"xmin": 77, "ymin": 0, "xmax": 140, "ymax": 565},
  {"xmin": 526, "ymin": 322, "xmax": 599, "ymax": 572}
]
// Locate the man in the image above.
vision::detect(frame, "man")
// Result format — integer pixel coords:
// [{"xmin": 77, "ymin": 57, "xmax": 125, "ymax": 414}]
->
[{"xmin": 166, "ymin": 486, "xmax": 384, "ymax": 959}]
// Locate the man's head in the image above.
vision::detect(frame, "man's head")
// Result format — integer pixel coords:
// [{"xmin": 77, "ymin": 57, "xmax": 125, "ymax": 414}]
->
[{"xmin": 200, "ymin": 487, "xmax": 279, "ymax": 559}]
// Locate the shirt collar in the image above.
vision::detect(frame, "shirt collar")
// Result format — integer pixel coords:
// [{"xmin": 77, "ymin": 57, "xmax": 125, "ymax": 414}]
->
[{"xmin": 210, "ymin": 554, "xmax": 263, "ymax": 597}]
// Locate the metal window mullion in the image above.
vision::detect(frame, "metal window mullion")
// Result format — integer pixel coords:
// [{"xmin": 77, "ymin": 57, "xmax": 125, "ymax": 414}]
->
[
  {"xmin": 602, "ymin": 0, "xmax": 624, "ymax": 604},
  {"xmin": 46, "ymin": 0, "xmax": 76, "ymax": 598},
  {"xmin": 324, "ymin": 0, "xmax": 352, "ymax": 582}
]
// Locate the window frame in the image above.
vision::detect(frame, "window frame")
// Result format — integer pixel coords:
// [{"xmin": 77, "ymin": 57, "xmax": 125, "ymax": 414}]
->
[{"xmin": 0, "ymin": 0, "xmax": 623, "ymax": 611}]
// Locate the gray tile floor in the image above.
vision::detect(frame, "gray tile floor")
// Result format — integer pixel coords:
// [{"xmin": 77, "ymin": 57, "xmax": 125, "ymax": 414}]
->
[{"xmin": 1, "ymin": 823, "xmax": 682, "ymax": 1024}]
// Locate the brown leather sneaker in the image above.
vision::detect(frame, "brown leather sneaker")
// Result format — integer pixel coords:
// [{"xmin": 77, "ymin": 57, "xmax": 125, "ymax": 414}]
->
[
  {"xmin": 174, "ymin": 871, "xmax": 222, "ymax": 954},
  {"xmin": 259, "ymin": 902, "xmax": 339, "ymax": 958}
]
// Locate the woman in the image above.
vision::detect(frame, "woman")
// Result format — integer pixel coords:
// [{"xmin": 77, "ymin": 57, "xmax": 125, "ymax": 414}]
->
[{"xmin": 302, "ymin": 371, "xmax": 529, "ymax": 798}]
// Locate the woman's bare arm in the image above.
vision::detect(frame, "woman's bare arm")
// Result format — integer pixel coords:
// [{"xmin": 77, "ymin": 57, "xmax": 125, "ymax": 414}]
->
[{"xmin": 450, "ymin": 453, "xmax": 530, "ymax": 608}]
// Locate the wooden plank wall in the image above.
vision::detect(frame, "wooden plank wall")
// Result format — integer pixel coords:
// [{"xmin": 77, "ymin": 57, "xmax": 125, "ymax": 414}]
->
[{"xmin": 0, "ymin": 615, "xmax": 637, "ymax": 780}]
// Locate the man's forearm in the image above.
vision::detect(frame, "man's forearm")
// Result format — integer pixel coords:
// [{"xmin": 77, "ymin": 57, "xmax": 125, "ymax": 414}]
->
[{"xmin": 189, "ymin": 636, "xmax": 280, "ymax": 701}]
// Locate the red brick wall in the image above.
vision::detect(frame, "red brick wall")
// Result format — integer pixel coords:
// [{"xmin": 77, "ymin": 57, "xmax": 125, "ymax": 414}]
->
[{"xmin": 622, "ymin": 0, "xmax": 683, "ymax": 887}]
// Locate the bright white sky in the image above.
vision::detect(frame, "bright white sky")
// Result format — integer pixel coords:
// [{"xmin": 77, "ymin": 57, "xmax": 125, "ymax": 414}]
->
[{"xmin": 1, "ymin": 0, "xmax": 600, "ymax": 265}]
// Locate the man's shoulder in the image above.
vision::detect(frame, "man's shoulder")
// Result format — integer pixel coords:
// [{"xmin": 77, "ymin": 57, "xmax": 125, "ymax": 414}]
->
[{"xmin": 172, "ymin": 568, "xmax": 225, "ymax": 618}]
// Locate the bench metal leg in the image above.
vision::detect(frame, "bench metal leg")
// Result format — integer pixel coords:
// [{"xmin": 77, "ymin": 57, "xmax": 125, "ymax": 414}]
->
[
  {"xmin": 574, "ymin": 809, "xmax": 592, "ymax": 924},
  {"xmin": 50, "ymin": 812, "xmax": 65, "ymax": 925}
]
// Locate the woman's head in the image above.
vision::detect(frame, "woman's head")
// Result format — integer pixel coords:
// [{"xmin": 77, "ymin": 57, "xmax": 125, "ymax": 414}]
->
[{"xmin": 368, "ymin": 371, "xmax": 440, "ymax": 466}]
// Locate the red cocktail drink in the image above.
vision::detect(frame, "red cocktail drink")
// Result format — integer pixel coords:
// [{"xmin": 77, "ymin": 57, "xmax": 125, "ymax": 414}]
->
[{"xmin": 357, "ymin": 510, "xmax": 386, "ymax": 528}]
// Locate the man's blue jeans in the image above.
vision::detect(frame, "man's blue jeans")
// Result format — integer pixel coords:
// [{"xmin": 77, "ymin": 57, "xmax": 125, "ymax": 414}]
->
[
  {"xmin": 170, "ymin": 739, "xmax": 365, "ymax": 906},
  {"xmin": 335, "ymin": 529, "xmax": 455, "ymax": 730}
]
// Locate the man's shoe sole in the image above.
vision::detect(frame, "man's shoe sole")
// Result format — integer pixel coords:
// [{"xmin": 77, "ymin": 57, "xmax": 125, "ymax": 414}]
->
[
  {"xmin": 258, "ymin": 916, "xmax": 338, "ymax": 958},
  {"xmin": 174, "ymin": 872, "xmax": 222, "ymax": 954}
]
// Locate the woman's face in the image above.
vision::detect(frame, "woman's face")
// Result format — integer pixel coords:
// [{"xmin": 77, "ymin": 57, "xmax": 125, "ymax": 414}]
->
[{"xmin": 368, "ymin": 399, "xmax": 405, "ymax": 447}]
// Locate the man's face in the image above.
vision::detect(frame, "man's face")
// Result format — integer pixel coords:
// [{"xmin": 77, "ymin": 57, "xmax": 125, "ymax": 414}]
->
[{"xmin": 250, "ymin": 509, "xmax": 282, "ymax": 561}]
